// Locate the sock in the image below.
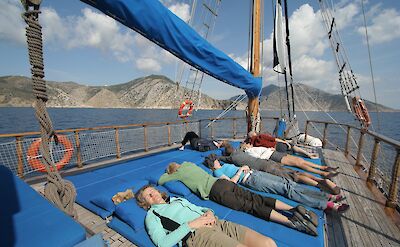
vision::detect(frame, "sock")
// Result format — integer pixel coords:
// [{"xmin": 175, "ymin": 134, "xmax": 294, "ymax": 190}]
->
[{"xmin": 326, "ymin": 201, "xmax": 334, "ymax": 210}]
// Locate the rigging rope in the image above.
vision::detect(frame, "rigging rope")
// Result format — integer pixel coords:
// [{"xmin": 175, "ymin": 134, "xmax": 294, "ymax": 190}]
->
[
  {"xmin": 205, "ymin": 94, "xmax": 247, "ymax": 128},
  {"xmin": 21, "ymin": 0, "xmax": 77, "ymax": 218},
  {"xmin": 175, "ymin": 0, "xmax": 222, "ymax": 112},
  {"xmin": 294, "ymin": 83, "xmax": 370, "ymax": 163},
  {"xmin": 360, "ymin": 0, "xmax": 381, "ymax": 131}
]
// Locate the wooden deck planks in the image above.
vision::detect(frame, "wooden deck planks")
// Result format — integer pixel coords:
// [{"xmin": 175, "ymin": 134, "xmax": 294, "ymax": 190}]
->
[
  {"xmin": 74, "ymin": 203, "xmax": 136, "ymax": 247},
  {"xmin": 322, "ymin": 149, "xmax": 400, "ymax": 247}
]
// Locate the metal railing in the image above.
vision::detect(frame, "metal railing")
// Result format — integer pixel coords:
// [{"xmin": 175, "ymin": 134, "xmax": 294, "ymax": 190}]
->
[
  {"xmin": 304, "ymin": 120, "xmax": 400, "ymax": 209},
  {"xmin": 0, "ymin": 116, "xmax": 279, "ymax": 179}
]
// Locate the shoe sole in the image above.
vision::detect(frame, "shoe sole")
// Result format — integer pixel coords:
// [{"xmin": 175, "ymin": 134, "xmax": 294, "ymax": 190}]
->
[
  {"xmin": 296, "ymin": 205, "xmax": 319, "ymax": 227},
  {"xmin": 293, "ymin": 211, "xmax": 318, "ymax": 236}
]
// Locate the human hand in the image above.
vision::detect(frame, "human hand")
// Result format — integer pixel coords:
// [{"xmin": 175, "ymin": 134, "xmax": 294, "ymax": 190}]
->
[
  {"xmin": 188, "ymin": 214, "xmax": 216, "ymax": 229},
  {"xmin": 240, "ymin": 166, "xmax": 250, "ymax": 173},
  {"xmin": 203, "ymin": 210, "xmax": 214, "ymax": 218}
]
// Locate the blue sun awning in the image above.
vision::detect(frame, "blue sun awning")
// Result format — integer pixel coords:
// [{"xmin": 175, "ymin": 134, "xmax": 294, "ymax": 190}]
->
[{"xmin": 80, "ymin": 0, "xmax": 261, "ymax": 98}]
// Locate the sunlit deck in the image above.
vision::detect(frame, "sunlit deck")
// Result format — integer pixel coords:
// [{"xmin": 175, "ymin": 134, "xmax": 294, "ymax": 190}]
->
[{"xmin": 323, "ymin": 149, "xmax": 400, "ymax": 247}]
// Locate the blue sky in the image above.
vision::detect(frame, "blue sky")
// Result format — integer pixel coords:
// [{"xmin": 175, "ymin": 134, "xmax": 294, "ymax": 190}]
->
[{"xmin": 0, "ymin": 0, "xmax": 399, "ymax": 109}]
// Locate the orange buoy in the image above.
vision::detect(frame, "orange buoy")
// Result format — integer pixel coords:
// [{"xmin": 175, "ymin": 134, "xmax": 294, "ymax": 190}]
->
[
  {"xmin": 178, "ymin": 100, "xmax": 194, "ymax": 119},
  {"xmin": 352, "ymin": 96, "xmax": 371, "ymax": 128},
  {"xmin": 27, "ymin": 135, "xmax": 74, "ymax": 172}
]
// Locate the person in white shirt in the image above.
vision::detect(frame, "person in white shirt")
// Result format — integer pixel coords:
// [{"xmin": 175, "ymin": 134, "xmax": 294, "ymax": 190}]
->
[{"xmin": 240, "ymin": 143, "xmax": 339, "ymax": 180}]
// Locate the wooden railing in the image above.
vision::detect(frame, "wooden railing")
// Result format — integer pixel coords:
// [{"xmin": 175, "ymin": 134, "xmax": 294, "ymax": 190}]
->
[
  {"xmin": 304, "ymin": 120, "xmax": 400, "ymax": 209},
  {"xmin": 0, "ymin": 116, "xmax": 279, "ymax": 178},
  {"xmin": 1, "ymin": 116, "xmax": 398, "ymax": 209}
]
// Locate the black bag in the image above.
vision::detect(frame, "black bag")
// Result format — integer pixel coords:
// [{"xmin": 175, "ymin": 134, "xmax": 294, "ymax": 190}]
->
[
  {"xmin": 152, "ymin": 210, "xmax": 192, "ymax": 246},
  {"xmin": 195, "ymin": 139, "xmax": 217, "ymax": 152}
]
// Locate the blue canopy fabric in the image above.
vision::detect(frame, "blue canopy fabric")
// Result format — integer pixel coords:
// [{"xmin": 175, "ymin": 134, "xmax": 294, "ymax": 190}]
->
[{"xmin": 80, "ymin": 0, "xmax": 262, "ymax": 98}]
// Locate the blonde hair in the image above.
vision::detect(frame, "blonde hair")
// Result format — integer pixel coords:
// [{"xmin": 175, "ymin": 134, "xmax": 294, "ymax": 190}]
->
[
  {"xmin": 135, "ymin": 185, "xmax": 168, "ymax": 210},
  {"xmin": 167, "ymin": 162, "xmax": 179, "ymax": 174},
  {"xmin": 239, "ymin": 142, "xmax": 250, "ymax": 151}
]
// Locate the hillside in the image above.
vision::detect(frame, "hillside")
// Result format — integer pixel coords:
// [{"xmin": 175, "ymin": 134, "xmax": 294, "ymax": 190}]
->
[
  {"xmin": 0, "ymin": 75, "xmax": 395, "ymax": 112},
  {"xmin": 0, "ymin": 75, "xmax": 231, "ymax": 109}
]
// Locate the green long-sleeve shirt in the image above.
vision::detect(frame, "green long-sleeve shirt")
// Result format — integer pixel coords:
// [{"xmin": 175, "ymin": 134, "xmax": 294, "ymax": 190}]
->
[{"xmin": 158, "ymin": 162, "xmax": 218, "ymax": 199}]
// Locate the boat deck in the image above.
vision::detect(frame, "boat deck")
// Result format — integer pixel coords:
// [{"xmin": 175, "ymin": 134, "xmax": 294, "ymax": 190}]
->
[
  {"xmin": 31, "ymin": 147, "xmax": 400, "ymax": 247},
  {"xmin": 322, "ymin": 149, "xmax": 400, "ymax": 247}
]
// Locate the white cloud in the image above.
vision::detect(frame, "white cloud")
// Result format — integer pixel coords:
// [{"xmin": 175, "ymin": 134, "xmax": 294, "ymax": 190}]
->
[
  {"xmin": 257, "ymin": 2, "xmax": 366, "ymax": 93},
  {"xmin": 135, "ymin": 58, "xmax": 162, "ymax": 72},
  {"xmin": 289, "ymin": 4, "xmax": 328, "ymax": 58},
  {"xmin": 228, "ymin": 53, "xmax": 248, "ymax": 70},
  {"xmin": 167, "ymin": 2, "xmax": 191, "ymax": 22},
  {"xmin": 41, "ymin": 7, "xmax": 68, "ymax": 44},
  {"xmin": 0, "ymin": 0, "xmax": 26, "ymax": 44},
  {"xmin": 334, "ymin": 3, "xmax": 359, "ymax": 29},
  {"xmin": 66, "ymin": 8, "xmax": 135, "ymax": 62},
  {"xmin": 357, "ymin": 8, "xmax": 400, "ymax": 44},
  {"xmin": 133, "ymin": 34, "xmax": 178, "ymax": 69}
]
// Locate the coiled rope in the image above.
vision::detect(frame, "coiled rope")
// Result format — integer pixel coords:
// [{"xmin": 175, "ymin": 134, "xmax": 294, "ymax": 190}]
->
[{"xmin": 21, "ymin": 0, "xmax": 77, "ymax": 218}]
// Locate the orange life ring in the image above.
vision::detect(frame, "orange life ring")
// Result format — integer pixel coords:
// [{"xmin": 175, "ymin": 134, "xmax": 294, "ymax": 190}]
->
[
  {"xmin": 178, "ymin": 100, "xmax": 194, "ymax": 119},
  {"xmin": 352, "ymin": 96, "xmax": 371, "ymax": 128},
  {"xmin": 27, "ymin": 135, "xmax": 74, "ymax": 172}
]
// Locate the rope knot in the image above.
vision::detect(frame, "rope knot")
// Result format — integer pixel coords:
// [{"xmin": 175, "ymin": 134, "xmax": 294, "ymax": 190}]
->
[{"xmin": 51, "ymin": 132, "xmax": 59, "ymax": 145}]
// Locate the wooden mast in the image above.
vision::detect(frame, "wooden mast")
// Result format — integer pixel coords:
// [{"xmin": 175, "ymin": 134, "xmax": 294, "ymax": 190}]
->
[{"xmin": 248, "ymin": 0, "xmax": 261, "ymax": 133}]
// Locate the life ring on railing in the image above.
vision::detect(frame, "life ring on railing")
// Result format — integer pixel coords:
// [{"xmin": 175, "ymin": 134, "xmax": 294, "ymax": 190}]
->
[
  {"xmin": 178, "ymin": 100, "xmax": 194, "ymax": 119},
  {"xmin": 352, "ymin": 96, "xmax": 371, "ymax": 128},
  {"xmin": 27, "ymin": 135, "xmax": 74, "ymax": 172}
]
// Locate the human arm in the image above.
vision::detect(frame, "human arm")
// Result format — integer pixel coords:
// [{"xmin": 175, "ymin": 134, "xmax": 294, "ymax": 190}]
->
[
  {"xmin": 217, "ymin": 166, "xmax": 248, "ymax": 184},
  {"xmin": 145, "ymin": 211, "xmax": 193, "ymax": 247},
  {"xmin": 158, "ymin": 172, "xmax": 179, "ymax": 185},
  {"xmin": 275, "ymin": 138, "xmax": 291, "ymax": 146},
  {"xmin": 218, "ymin": 155, "xmax": 234, "ymax": 164}
]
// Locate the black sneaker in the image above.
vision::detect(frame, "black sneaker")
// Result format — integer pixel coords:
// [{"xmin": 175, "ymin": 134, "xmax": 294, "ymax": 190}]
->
[
  {"xmin": 289, "ymin": 211, "xmax": 318, "ymax": 236},
  {"xmin": 295, "ymin": 205, "xmax": 319, "ymax": 227}
]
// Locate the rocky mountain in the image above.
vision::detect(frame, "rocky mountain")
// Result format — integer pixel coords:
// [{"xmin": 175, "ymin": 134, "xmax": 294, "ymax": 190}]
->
[
  {"xmin": 0, "ymin": 75, "xmax": 395, "ymax": 111},
  {"xmin": 231, "ymin": 83, "xmax": 394, "ymax": 112},
  {"xmin": 0, "ymin": 75, "xmax": 231, "ymax": 109}
]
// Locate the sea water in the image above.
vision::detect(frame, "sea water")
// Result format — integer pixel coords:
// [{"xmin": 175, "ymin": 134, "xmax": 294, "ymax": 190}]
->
[{"xmin": 0, "ymin": 107, "xmax": 398, "ymax": 141}]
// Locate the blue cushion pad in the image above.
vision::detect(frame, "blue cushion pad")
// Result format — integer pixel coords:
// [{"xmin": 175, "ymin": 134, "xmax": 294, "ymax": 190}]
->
[
  {"xmin": 162, "ymin": 181, "xmax": 192, "ymax": 196},
  {"xmin": 0, "ymin": 166, "xmax": 86, "ymax": 247},
  {"xmin": 69, "ymin": 142, "xmax": 325, "ymax": 247},
  {"xmin": 90, "ymin": 179, "xmax": 149, "ymax": 214},
  {"xmin": 114, "ymin": 185, "xmax": 170, "ymax": 232}
]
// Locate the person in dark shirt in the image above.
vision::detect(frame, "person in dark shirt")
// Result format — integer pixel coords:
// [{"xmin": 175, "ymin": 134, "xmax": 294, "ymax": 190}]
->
[{"xmin": 178, "ymin": 131, "xmax": 224, "ymax": 152}]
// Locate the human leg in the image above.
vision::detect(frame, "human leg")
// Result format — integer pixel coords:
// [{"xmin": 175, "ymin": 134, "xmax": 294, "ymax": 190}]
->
[
  {"xmin": 185, "ymin": 220, "xmax": 244, "ymax": 247},
  {"xmin": 182, "ymin": 132, "xmax": 196, "ymax": 145},
  {"xmin": 243, "ymin": 171, "xmax": 327, "ymax": 209},
  {"xmin": 243, "ymin": 228, "xmax": 277, "ymax": 247},
  {"xmin": 291, "ymin": 145, "xmax": 318, "ymax": 159},
  {"xmin": 209, "ymin": 179, "xmax": 277, "ymax": 220},
  {"xmin": 209, "ymin": 180, "xmax": 317, "ymax": 235},
  {"xmin": 280, "ymin": 155, "xmax": 337, "ymax": 177}
]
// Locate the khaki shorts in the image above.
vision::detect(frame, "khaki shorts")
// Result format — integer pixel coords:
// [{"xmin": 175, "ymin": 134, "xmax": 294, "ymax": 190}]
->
[{"xmin": 185, "ymin": 219, "xmax": 247, "ymax": 247}]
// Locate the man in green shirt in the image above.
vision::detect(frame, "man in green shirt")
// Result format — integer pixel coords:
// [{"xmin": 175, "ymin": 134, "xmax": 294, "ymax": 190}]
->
[{"xmin": 158, "ymin": 162, "xmax": 318, "ymax": 236}]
